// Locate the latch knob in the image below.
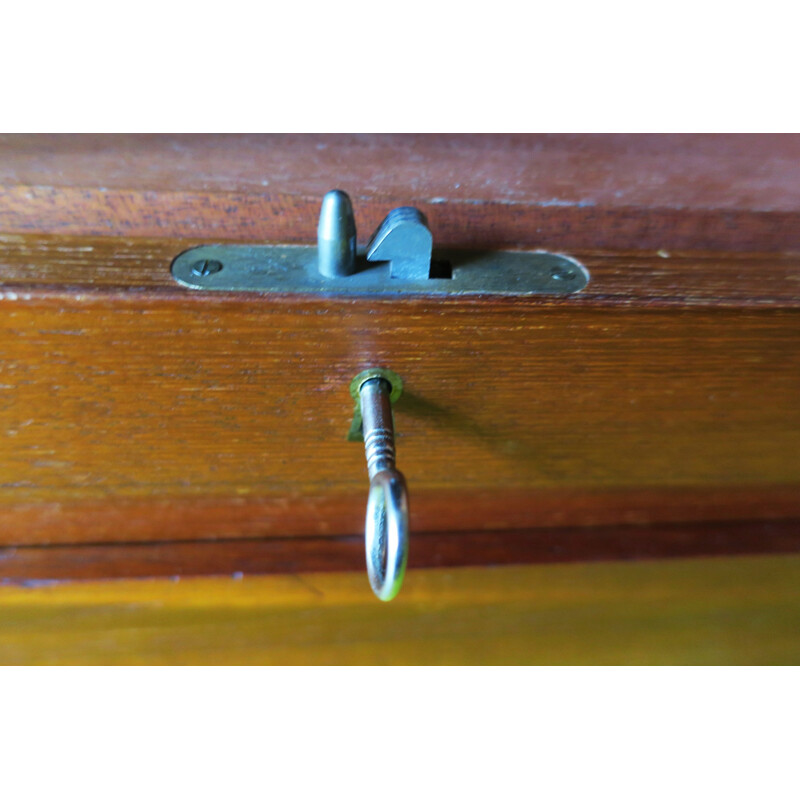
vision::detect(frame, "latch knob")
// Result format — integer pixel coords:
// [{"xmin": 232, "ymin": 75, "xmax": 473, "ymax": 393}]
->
[{"xmin": 317, "ymin": 189, "xmax": 357, "ymax": 277}]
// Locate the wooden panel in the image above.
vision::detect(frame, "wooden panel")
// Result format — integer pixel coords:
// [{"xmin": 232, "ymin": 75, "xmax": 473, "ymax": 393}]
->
[
  {"xmin": 2, "ymin": 134, "xmax": 800, "ymax": 252},
  {"xmin": 1, "ymin": 297, "xmax": 798, "ymax": 544},
  {"xmin": 1, "ymin": 136, "xmax": 799, "ymax": 582},
  {"xmin": 0, "ymin": 232, "xmax": 798, "ymax": 546},
  {"xmin": 1, "ymin": 555, "xmax": 799, "ymax": 664}
]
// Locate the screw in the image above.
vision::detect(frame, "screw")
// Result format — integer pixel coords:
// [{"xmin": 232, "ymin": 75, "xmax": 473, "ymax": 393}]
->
[
  {"xmin": 357, "ymin": 376, "xmax": 409, "ymax": 602},
  {"xmin": 550, "ymin": 265, "xmax": 575, "ymax": 281},
  {"xmin": 191, "ymin": 259, "xmax": 223, "ymax": 277},
  {"xmin": 359, "ymin": 378, "xmax": 397, "ymax": 480}
]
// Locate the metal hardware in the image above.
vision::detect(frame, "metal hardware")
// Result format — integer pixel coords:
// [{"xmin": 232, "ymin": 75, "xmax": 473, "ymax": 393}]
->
[
  {"xmin": 173, "ymin": 245, "xmax": 588, "ymax": 296},
  {"xmin": 366, "ymin": 206, "xmax": 433, "ymax": 280},
  {"xmin": 317, "ymin": 189, "xmax": 357, "ymax": 277},
  {"xmin": 170, "ymin": 190, "xmax": 590, "ymax": 600},
  {"xmin": 190, "ymin": 258, "xmax": 223, "ymax": 277},
  {"xmin": 172, "ymin": 190, "xmax": 589, "ymax": 296},
  {"xmin": 347, "ymin": 366, "xmax": 403, "ymax": 442},
  {"xmin": 351, "ymin": 369, "xmax": 408, "ymax": 602}
]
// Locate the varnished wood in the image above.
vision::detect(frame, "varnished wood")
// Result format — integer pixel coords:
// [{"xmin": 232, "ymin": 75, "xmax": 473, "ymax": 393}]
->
[
  {"xmin": 1, "ymin": 519, "xmax": 799, "ymax": 584},
  {"xmin": 2, "ymin": 486, "xmax": 799, "ymax": 548},
  {"xmin": 0, "ymin": 135, "xmax": 796, "ymax": 668},
  {"xmin": 2, "ymin": 134, "xmax": 800, "ymax": 252},
  {"xmin": 2, "ymin": 233, "xmax": 800, "ymax": 307},
  {"xmin": 0, "ymin": 233, "xmax": 798, "ymax": 550},
  {"xmin": 1, "ymin": 136, "xmax": 799, "ymax": 589},
  {"xmin": 2, "ymin": 555, "xmax": 799, "ymax": 664}
]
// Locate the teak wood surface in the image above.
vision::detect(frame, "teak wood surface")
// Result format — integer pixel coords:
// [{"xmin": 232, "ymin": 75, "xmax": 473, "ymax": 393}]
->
[
  {"xmin": 2, "ymin": 556, "xmax": 799, "ymax": 665},
  {"xmin": 0, "ymin": 232, "xmax": 798, "ymax": 578},
  {"xmin": 0, "ymin": 134, "xmax": 798, "ymax": 593}
]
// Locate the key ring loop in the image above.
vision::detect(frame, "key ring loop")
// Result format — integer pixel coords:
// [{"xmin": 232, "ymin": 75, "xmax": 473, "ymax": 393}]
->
[{"xmin": 365, "ymin": 468, "xmax": 409, "ymax": 602}]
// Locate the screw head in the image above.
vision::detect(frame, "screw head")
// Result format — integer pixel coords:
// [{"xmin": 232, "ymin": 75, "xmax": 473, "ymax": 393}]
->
[
  {"xmin": 549, "ymin": 265, "xmax": 576, "ymax": 282},
  {"xmin": 191, "ymin": 259, "xmax": 223, "ymax": 277}
]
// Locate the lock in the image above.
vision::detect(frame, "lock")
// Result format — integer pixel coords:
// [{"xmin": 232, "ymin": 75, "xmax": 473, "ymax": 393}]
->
[{"xmin": 170, "ymin": 191, "xmax": 590, "ymax": 601}]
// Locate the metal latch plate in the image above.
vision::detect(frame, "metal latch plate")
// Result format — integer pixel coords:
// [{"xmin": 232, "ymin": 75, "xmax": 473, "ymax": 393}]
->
[{"xmin": 171, "ymin": 245, "xmax": 589, "ymax": 297}]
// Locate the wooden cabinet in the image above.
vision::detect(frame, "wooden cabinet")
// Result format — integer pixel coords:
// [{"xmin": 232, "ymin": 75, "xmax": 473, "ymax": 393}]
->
[{"xmin": 0, "ymin": 134, "xmax": 798, "ymax": 663}]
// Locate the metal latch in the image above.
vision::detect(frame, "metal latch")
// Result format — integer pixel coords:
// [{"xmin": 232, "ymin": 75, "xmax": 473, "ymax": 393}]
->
[
  {"xmin": 171, "ymin": 190, "xmax": 589, "ymax": 296},
  {"xmin": 169, "ymin": 191, "xmax": 590, "ymax": 602}
]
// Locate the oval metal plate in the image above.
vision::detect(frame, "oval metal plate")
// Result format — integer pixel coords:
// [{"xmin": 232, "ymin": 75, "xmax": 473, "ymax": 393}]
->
[{"xmin": 171, "ymin": 245, "xmax": 589, "ymax": 297}]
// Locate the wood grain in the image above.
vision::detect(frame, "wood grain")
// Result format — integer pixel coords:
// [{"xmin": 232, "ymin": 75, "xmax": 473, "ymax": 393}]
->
[
  {"xmin": 2, "ymin": 486, "xmax": 800, "ymax": 548},
  {"xmin": 2, "ymin": 134, "xmax": 800, "ymax": 252},
  {"xmin": 2, "ymin": 233, "xmax": 800, "ymax": 307},
  {"xmin": 1, "ymin": 555, "xmax": 799, "ymax": 664},
  {"xmin": 1, "ymin": 135, "xmax": 799, "ymax": 582},
  {"xmin": 1, "ymin": 519, "xmax": 799, "ymax": 584},
  {"xmin": 0, "ymin": 232, "xmax": 798, "ymax": 547},
  {"xmin": 0, "ymin": 299, "xmax": 798, "ymax": 544}
]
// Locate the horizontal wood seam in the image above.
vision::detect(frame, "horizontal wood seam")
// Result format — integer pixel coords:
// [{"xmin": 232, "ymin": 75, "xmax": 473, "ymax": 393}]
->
[{"xmin": 1, "ymin": 518, "xmax": 798, "ymax": 584}]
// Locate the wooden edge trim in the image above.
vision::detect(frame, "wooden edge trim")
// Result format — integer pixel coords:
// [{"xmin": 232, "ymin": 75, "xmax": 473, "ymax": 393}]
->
[
  {"xmin": 2, "ymin": 232, "xmax": 800, "ymax": 308},
  {"xmin": 2, "ymin": 518, "xmax": 799, "ymax": 585},
  {"xmin": 1, "ymin": 486, "xmax": 799, "ymax": 547},
  {"xmin": 2, "ymin": 185, "xmax": 800, "ymax": 253}
]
